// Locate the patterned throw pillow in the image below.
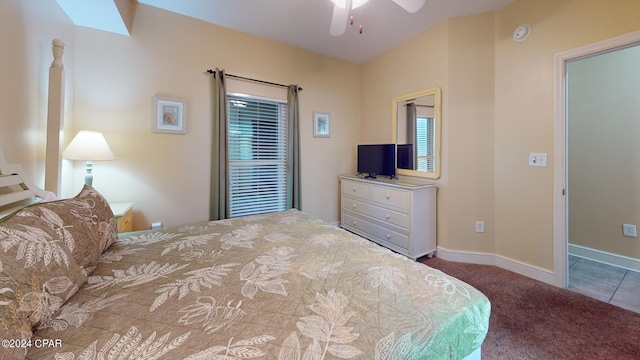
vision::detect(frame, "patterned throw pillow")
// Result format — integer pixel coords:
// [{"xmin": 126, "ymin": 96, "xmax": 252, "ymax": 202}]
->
[
  {"xmin": 0, "ymin": 185, "xmax": 116, "ymax": 360},
  {"xmin": 29, "ymin": 185, "xmax": 118, "ymax": 275}
]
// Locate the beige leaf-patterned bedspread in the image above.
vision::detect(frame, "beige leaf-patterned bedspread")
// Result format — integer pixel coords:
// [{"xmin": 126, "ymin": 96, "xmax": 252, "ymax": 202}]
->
[{"xmin": 26, "ymin": 210, "xmax": 490, "ymax": 359}]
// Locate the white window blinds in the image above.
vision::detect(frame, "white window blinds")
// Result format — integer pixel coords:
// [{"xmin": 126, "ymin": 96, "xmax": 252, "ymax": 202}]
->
[
  {"xmin": 416, "ymin": 116, "xmax": 435, "ymax": 172},
  {"xmin": 227, "ymin": 95, "xmax": 288, "ymax": 218}
]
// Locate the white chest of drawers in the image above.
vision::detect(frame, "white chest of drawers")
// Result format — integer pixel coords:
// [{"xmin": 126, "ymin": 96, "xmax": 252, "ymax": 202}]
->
[{"xmin": 339, "ymin": 175, "xmax": 437, "ymax": 260}]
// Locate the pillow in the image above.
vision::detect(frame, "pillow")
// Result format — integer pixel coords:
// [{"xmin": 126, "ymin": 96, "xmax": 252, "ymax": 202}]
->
[
  {"xmin": 0, "ymin": 185, "xmax": 116, "ymax": 359},
  {"xmin": 29, "ymin": 185, "xmax": 118, "ymax": 275},
  {"xmin": 0, "ymin": 207, "xmax": 86, "ymax": 360}
]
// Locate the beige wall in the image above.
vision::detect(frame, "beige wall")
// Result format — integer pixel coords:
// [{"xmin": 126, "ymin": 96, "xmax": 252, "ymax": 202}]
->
[
  {"xmin": 68, "ymin": 4, "xmax": 361, "ymax": 229},
  {"xmin": 2, "ymin": 2, "xmax": 360, "ymax": 229},
  {"xmin": 493, "ymin": 0, "xmax": 640, "ymax": 270},
  {"xmin": 362, "ymin": 14, "xmax": 496, "ymax": 256},
  {"xmin": 568, "ymin": 45, "xmax": 640, "ymax": 259},
  {"xmin": 362, "ymin": 0, "xmax": 640, "ymax": 272},
  {"xmin": 0, "ymin": 0, "xmax": 75, "ymax": 189}
]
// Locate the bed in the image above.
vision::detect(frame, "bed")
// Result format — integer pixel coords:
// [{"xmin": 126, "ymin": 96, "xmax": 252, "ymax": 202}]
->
[{"xmin": 0, "ymin": 161, "xmax": 490, "ymax": 360}]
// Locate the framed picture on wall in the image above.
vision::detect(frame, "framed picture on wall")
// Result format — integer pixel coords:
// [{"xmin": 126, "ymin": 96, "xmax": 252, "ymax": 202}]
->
[
  {"xmin": 152, "ymin": 96, "xmax": 187, "ymax": 134},
  {"xmin": 313, "ymin": 111, "xmax": 331, "ymax": 138}
]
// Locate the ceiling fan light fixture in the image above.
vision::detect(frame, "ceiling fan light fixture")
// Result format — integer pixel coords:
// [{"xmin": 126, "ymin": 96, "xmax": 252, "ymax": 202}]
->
[{"xmin": 329, "ymin": 0, "xmax": 424, "ymax": 36}]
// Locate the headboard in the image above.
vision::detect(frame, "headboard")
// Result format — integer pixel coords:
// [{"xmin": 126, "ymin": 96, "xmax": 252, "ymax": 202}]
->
[{"xmin": 0, "ymin": 149, "xmax": 55, "ymax": 218}]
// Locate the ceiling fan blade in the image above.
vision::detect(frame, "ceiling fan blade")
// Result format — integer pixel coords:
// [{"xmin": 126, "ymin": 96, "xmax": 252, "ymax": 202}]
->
[
  {"xmin": 391, "ymin": 0, "xmax": 425, "ymax": 13},
  {"xmin": 330, "ymin": 1, "xmax": 350, "ymax": 36}
]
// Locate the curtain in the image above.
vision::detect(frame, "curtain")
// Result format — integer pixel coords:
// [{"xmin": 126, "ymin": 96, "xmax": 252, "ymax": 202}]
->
[
  {"xmin": 287, "ymin": 85, "xmax": 302, "ymax": 210},
  {"xmin": 210, "ymin": 69, "xmax": 229, "ymax": 220},
  {"xmin": 406, "ymin": 103, "xmax": 417, "ymax": 170}
]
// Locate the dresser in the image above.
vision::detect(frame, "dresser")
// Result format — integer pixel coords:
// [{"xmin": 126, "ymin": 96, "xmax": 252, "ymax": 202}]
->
[{"xmin": 339, "ymin": 175, "xmax": 436, "ymax": 260}]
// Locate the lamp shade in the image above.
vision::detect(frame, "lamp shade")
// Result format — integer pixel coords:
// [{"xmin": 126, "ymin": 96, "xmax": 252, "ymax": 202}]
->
[{"xmin": 63, "ymin": 130, "xmax": 115, "ymax": 161}]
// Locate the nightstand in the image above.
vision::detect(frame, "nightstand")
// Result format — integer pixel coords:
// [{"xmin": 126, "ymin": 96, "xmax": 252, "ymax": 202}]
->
[{"xmin": 110, "ymin": 202, "xmax": 134, "ymax": 233}]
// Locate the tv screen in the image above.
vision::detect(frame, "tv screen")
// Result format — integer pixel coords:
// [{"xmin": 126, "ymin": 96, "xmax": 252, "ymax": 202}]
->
[
  {"xmin": 396, "ymin": 144, "xmax": 414, "ymax": 170},
  {"xmin": 357, "ymin": 144, "xmax": 396, "ymax": 178}
]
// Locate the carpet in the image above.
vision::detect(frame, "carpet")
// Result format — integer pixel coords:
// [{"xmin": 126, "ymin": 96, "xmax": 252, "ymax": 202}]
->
[{"xmin": 421, "ymin": 257, "xmax": 640, "ymax": 359}]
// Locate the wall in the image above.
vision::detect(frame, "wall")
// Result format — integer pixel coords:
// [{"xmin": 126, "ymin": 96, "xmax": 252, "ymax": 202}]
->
[
  {"xmin": 493, "ymin": 0, "xmax": 640, "ymax": 271},
  {"xmin": 0, "ymin": 1, "xmax": 75, "ymax": 189},
  {"xmin": 67, "ymin": 4, "xmax": 361, "ymax": 229},
  {"xmin": 363, "ymin": 0, "xmax": 640, "ymax": 276},
  {"xmin": 361, "ymin": 13, "xmax": 496, "ymax": 256},
  {"xmin": 568, "ymin": 45, "xmax": 640, "ymax": 259}
]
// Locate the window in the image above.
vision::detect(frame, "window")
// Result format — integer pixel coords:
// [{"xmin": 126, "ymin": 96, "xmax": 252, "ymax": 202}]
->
[
  {"xmin": 416, "ymin": 116, "xmax": 435, "ymax": 172},
  {"xmin": 227, "ymin": 94, "xmax": 288, "ymax": 218}
]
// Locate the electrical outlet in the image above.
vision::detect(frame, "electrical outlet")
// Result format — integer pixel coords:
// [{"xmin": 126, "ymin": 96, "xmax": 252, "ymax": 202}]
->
[
  {"xmin": 475, "ymin": 221, "xmax": 485, "ymax": 233},
  {"xmin": 622, "ymin": 224, "xmax": 637, "ymax": 237}
]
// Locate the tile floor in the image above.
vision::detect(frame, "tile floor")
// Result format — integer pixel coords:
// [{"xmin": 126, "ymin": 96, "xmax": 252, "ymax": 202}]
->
[{"xmin": 568, "ymin": 255, "xmax": 640, "ymax": 313}]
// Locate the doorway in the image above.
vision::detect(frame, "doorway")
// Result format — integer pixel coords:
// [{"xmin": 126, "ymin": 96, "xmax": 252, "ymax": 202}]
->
[{"xmin": 554, "ymin": 31, "xmax": 640, "ymax": 311}]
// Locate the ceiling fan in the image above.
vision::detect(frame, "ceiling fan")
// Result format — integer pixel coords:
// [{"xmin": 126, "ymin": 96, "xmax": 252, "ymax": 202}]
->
[{"xmin": 330, "ymin": 0, "xmax": 426, "ymax": 36}]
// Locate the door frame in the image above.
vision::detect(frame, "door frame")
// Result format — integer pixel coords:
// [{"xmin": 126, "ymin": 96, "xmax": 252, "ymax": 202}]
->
[{"xmin": 553, "ymin": 29, "xmax": 640, "ymax": 288}]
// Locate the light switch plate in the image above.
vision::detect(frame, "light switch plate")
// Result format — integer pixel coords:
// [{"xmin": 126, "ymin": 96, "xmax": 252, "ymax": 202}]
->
[
  {"xmin": 623, "ymin": 224, "xmax": 637, "ymax": 237},
  {"xmin": 529, "ymin": 153, "xmax": 547, "ymax": 167}
]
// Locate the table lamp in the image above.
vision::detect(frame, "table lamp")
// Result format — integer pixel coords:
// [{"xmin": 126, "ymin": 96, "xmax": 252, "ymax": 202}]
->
[{"xmin": 63, "ymin": 130, "xmax": 115, "ymax": 186}]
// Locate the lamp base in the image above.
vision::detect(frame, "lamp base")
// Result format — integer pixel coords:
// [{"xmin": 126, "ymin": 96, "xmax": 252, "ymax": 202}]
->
[{"xmin": 84, "ymin": 161, "xmax": 94, "ymax": 187}]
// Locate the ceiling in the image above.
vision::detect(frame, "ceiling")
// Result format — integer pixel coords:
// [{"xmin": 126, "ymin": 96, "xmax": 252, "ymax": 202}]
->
[
  {"xmin": 57, "ymin": 0, "xmax": 515, "ymax": 64},
  {"xmin": 136, "ymin": 0, "xmax": 515, "ymax": 64}
]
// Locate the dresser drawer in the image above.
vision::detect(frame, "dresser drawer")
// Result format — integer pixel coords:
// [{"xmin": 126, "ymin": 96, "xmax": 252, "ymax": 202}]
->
[
  {"xmin": 342, "ymin": 197, "xmax": 408, "ymax": 229},
  {"xmin": 370, "ymin": 185, "xmax": 410, "ymax": 210},
  {"xmin": 342, "ymin": 213, "xmax": 409, "ymax": 250},
  {"xmin": 341, "ymin": 179, "xmax": 370, "ymax": 201}
]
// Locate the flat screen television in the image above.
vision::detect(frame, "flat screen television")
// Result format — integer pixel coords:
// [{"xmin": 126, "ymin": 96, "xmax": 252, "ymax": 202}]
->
[
  {"xmin": 396, "ymin": 144, "xmax": 414, "ymax": 170},
  {"xmin": 357, "ymin": 144, "xmax": 396, "ymax": 179}
]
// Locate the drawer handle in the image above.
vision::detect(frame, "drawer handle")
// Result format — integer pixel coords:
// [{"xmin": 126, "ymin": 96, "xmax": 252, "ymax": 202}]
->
[
  {"xmin": 352, "ymin": 187, "xmax": 357, "ymax": 192},
  {"xmin": 386, "ymin": 234, "xmax": 391, "ymax": 239},
  {"xmin": 352, "ymin": 204, "xmax": 357, "ymax": 209},
  {"xmin": 386, "ymin": 194, "xmax": 391, "ymax": 199},
  {"xmin": 125, "ymin": 219, "xmax": 130, "ymax": 225},
  {"xmin": 352, "ymin": 221, "xmax": 357, "ymax": 226},
  {"xmin": 385, "ymin": 214, "xmax": 391, "ymax": 220}
]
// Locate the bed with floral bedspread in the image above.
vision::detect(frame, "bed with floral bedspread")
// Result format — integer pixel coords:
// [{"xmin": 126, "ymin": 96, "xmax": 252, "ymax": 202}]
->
[{"xmin": 0, "ymin": 186, "xmax": 490, "ymax": 360}]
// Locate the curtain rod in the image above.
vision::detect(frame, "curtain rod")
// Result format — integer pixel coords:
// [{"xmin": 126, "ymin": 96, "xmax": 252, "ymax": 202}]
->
[
  {"xmin": 404, "ymin": 103, "xmax": 434, "ymax": 108},
  {"xmin": 206, "ymin": 69, "xmax": 302, "ymax": 91}
]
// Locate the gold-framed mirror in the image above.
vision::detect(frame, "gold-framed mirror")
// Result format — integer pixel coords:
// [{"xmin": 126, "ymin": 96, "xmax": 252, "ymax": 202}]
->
[{"xmin": 392, "ymin": 87, "xmax": 441, "ymax": 179}]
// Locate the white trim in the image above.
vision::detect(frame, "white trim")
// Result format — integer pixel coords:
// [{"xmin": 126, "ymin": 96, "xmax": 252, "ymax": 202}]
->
[
  {"xmin": 553, "ymin": 29, "xmax": 640, "ymax": 289},
  {"xmin": 436, "ymin": 247, "xmax": 557, "ymax": 286},
  {"xmin": 435, "ymin": 247, "xmax": 495, "ymax": 265},
  {"xmin": 495, "ymin": 255, "xmax": 556, "ymax": 285},
  {"xmin": 569, "ymin": 244, "xmax": 640, "ymax": 273}
]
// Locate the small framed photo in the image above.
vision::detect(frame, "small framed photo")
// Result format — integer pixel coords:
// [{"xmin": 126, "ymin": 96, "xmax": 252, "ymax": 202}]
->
[
  {"xmin": 152, "ymin": 96, "xmax": 186, "ymax": 134},
  {"xmin": 313, "ymin": 112, "xmax": 331, "ymax": 138}
]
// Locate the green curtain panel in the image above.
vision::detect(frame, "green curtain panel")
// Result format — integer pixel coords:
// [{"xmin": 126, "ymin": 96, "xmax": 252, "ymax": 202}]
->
[
  {"xmin": 287, "ymin": 85, "xmax": 302, "ymax": 211},
  {"xmin": 210, "ymin": 69, "xmax": 229, "ymax": 220}
]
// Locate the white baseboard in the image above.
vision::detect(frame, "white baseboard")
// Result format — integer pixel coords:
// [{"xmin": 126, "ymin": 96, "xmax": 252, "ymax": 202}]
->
[
  {"xmin": 436, "ymin": 246, "xmax": 557, "ymax": 286},
  {"xmin": 569, "ymin": 243, "xmax": 640, "ymax": 272}
]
